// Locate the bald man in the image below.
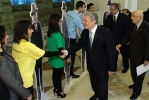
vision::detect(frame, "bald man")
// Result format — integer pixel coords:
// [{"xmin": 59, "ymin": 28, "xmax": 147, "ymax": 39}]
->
[{"xmin": 116, "ymin": 10, "xmax": 149, "ymax": 100}]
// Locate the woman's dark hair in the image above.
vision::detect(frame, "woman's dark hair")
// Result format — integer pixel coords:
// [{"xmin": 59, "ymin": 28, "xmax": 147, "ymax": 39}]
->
[
  {"xmin": 13, "ymin": 20, "xmax": 32, "ymax": 44},
  {"xmin": 122, "ymin": 9, "xmax": 132, "ymax": 19},
  {"xmin": 0, "ymin": 26, "xmax": 6, "ymax": 47},
  {"xmin": 47, "ymin": 14, "xmax": 61, "ymax": 37}
]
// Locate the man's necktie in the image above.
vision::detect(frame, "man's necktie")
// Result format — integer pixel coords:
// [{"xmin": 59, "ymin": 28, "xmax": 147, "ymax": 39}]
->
[
  {"xmin": 89, "ymin": 31, "xmax": 92, "ymax": 48},
  {"xmin": 113, "ymin": 16, "xmax": 116, "ymax": 26},
  {"xmin": 113, "ymin": 16, "xmax": 116, "ymax": 23},
  {"xmin": 132, "ymin": 25, "xmax": 137, "ymax": 36}
]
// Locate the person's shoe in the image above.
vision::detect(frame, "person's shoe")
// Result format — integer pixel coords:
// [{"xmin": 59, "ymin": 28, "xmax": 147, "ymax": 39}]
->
[
  {"xmin": 130, "ymin": 93, "xmax": 139, "ymax": 100},
  {"xmin": 89, "ymin": 95, "xmax": 99, "ymax": 100},
  {"xmin": 71, "ymin": 74, "xmax": 80, "ymax": 78},
  {"xmin": 128, "ymin": 84, "xmax": 134, "ymax": 89},
  {"xmin": 121, "ymin": 69, "xmax": 128, "ymax": 73},
  {"xmin": 53, "ymin": 89, "xmax": 66, "ymax": 98}
]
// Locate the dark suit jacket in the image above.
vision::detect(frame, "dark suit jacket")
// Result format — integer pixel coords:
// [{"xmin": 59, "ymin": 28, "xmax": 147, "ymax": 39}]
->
[
  {"xmin": 143, "ymin": 9, "xmax": 149, "ymax": 23},
  {"xmin": 31, "ymin": 21, "xmax": 43, "ymax": 49},
  {"xmin": 67, "ymin": 25, "xmax": 117, "ymax": 76},
  {"xmin": 120, "ymin": 21, "xmax": 149, "ymax": 63},
  {"xmin": 0, "ymin": 50, "xmax": 30, "ymax": 99},
  {"xmin": 0, "ymin": 79, "xmax": 10, "ymax": 100},
  {"xmin": 103, "ymin": 13, "xmax": 131, "ymax": 45}
]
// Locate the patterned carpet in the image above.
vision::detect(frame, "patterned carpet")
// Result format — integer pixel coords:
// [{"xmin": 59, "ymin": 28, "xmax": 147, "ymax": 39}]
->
[
  {"xmin": 140, "ymin": 92, "xmax": 149, "ymax": 100},
  {"xmin": 108, "ymin": 74, "xmax": 132, "ymax": 98},
  {"xmin": 108, "ymin": 74, "xmax": 149, "ymax": 100}
]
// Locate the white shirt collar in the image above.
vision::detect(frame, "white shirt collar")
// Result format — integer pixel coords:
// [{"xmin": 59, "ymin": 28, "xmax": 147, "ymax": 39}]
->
[
  {"xmin": 136, "ymin": 20, "xmax": 143, "ymax": 29},
  {"xmin": 89, "ymin": 25, "xmax": 97, "ymax": 42},
  {"xmin": 90, "ymin": 25, "xmax": 97, "ymax": 34},
  {"xmin": 114, "ymin": 11, "xmax": 119, "ymax": 19}
]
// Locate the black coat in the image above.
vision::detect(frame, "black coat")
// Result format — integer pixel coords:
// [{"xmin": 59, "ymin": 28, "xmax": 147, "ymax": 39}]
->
[
  {"xmin": 67, "ymin": 25, "xmax": 116, "ymax": 99},
  {"xmin": 0, "ymin": 78, "xmax": 10, "ymax": 100},
  {"xmin": 120, "ymin": 21, "xmax": 149, "ymax": 63},
  {"xmin": 31, "ymin": 21, "xmax": 43, "ymax": 49},
  {"xmin": 103, "ymin": 13, "xmax": 131, "ymax": 45},
  {"xmin": 67, "ymin": 25, "xmax": 117, "ymax": 75},
  {"xmin": 0, "ymin": 50, "xmax": 30, "ymax": 99}
]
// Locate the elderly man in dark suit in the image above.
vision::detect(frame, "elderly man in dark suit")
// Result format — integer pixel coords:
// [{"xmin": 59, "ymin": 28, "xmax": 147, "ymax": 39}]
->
[
  {"xmin": 116, "ymin": 10, "xmax": 149, "ymax": 100},
  {"xmin": 103, "ymin": 3, "xmax": 131, "ymax": 73},
  {"xmin": 61, "ymin": 12, "xmax": 117, "ymax": 100}
]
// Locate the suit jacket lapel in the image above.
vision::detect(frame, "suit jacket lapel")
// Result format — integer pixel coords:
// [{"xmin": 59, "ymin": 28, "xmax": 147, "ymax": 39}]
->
[
  {"xmin": 87, "ymin": 30, "xmax": 91, "ymax": 50},
  {"xmin": 92, "ymin": 26, "xmax": 100, "ymax": 49},
  {"xmin": 115, "ymin": 13, "xmax": 122, "ymax": 27},
  {"xmin": 132, "ymin": 21, "xmax": 144, "ymax": 40}
]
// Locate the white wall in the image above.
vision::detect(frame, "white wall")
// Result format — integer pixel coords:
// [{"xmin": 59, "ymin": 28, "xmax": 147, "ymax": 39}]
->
[{"xmin": 137, "ymin": 0, "xmax": 149, "ymax": 12}]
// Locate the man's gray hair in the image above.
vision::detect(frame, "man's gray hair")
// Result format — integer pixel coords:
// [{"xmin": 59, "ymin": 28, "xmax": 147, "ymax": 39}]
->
[{"xmin": 84, "ymin": 12, "xmax": 98, "ymax": 24}]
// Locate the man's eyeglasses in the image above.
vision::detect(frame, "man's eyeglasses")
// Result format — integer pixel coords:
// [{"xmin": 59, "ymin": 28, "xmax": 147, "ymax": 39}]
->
[
  {"xmin": 109, "ymin": 9, "xmax": 117, "ymax": 11},
  {"xmin": 131, "ymin": 15, "xmax": 141, "ymax": 17}
]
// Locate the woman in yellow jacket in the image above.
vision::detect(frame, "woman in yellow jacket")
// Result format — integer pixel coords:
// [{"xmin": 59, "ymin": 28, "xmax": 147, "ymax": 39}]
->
[{"xmin": 12, "ymin": 20, "xmax": 61, "ymax": 100}]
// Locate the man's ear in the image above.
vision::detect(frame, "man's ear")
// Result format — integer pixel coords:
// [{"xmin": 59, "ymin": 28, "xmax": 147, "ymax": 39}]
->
[{"xmin": 92, "ymin": 20, "xmax": 96, "ymax": 24}]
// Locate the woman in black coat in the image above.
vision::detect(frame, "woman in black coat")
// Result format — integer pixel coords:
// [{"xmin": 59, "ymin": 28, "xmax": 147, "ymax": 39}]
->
[{"xmin": 0, "ymin": 26, "xmax": 32, "ymax": 100}]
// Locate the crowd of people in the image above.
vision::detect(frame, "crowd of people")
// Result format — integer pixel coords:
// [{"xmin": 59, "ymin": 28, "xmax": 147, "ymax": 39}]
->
[{"xmin": 0, "ymin": 1, "xmax": 149, "ymax": 100}]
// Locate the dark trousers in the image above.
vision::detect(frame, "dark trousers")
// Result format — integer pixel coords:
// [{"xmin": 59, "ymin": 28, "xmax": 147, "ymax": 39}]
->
[
  {"xmin": 87, "ymin": 64, "xmax": 108, "ymax": 100},
  {"xmin": 116, "ymin": 45, "xmax": 129, "ymax": 70},
  {"xmin": 35, "ymin": 58, "xmax": 43, "ymax": 100},
  {"xmin": 35, "ymin": 58, "xmax": 43, "ymax": 91},
  {"xmin": 130, "ymin": 60, "xmax": 145, "ymax": 95},
  {"xmin": 19, "ymin": 86, "xmax": 33, "ymax": 100},
  {"xmin": 69, "ymin": 38, "xmax": 76, "ymax": 75},
  {"xmin": 52, "ymin": 67, "xmax": 64, "ymax": 92}
]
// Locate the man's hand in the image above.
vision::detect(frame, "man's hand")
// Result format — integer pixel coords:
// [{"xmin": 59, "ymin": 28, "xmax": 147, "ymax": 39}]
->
[
  {"xmin": 27, "ymin": 94, "xmax": 32, "ymax": 100},
  {"xmin": 116, "ymin": 44, "xmax": 121, "ymax": 52},
  {"xmin": 108, "ymin": 71, "xmax": 115, "ymax": 75},
  {"xmin": 60, "ymin": 50, "xmax": 67, "ymax": 58},
  {"xmin": 143, "ymin": 60, "xmax": 149, "ymax": 66}
]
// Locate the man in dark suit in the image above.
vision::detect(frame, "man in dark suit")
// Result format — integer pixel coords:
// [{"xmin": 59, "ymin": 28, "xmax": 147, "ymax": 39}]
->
[
  {"xmin": 143, "ymin": 8, "xmax": 149, "ymax": 23},
  {"xmin": 61, "ymin": 12, "xmax": 117, "ymax": 100},
  {"xmin": 116, "ymin": 10, "xmax": 149, "ymax": 100},
  {"xmin": 103, "ymin": 3, "xmax": 131, "ymax": 73}
]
